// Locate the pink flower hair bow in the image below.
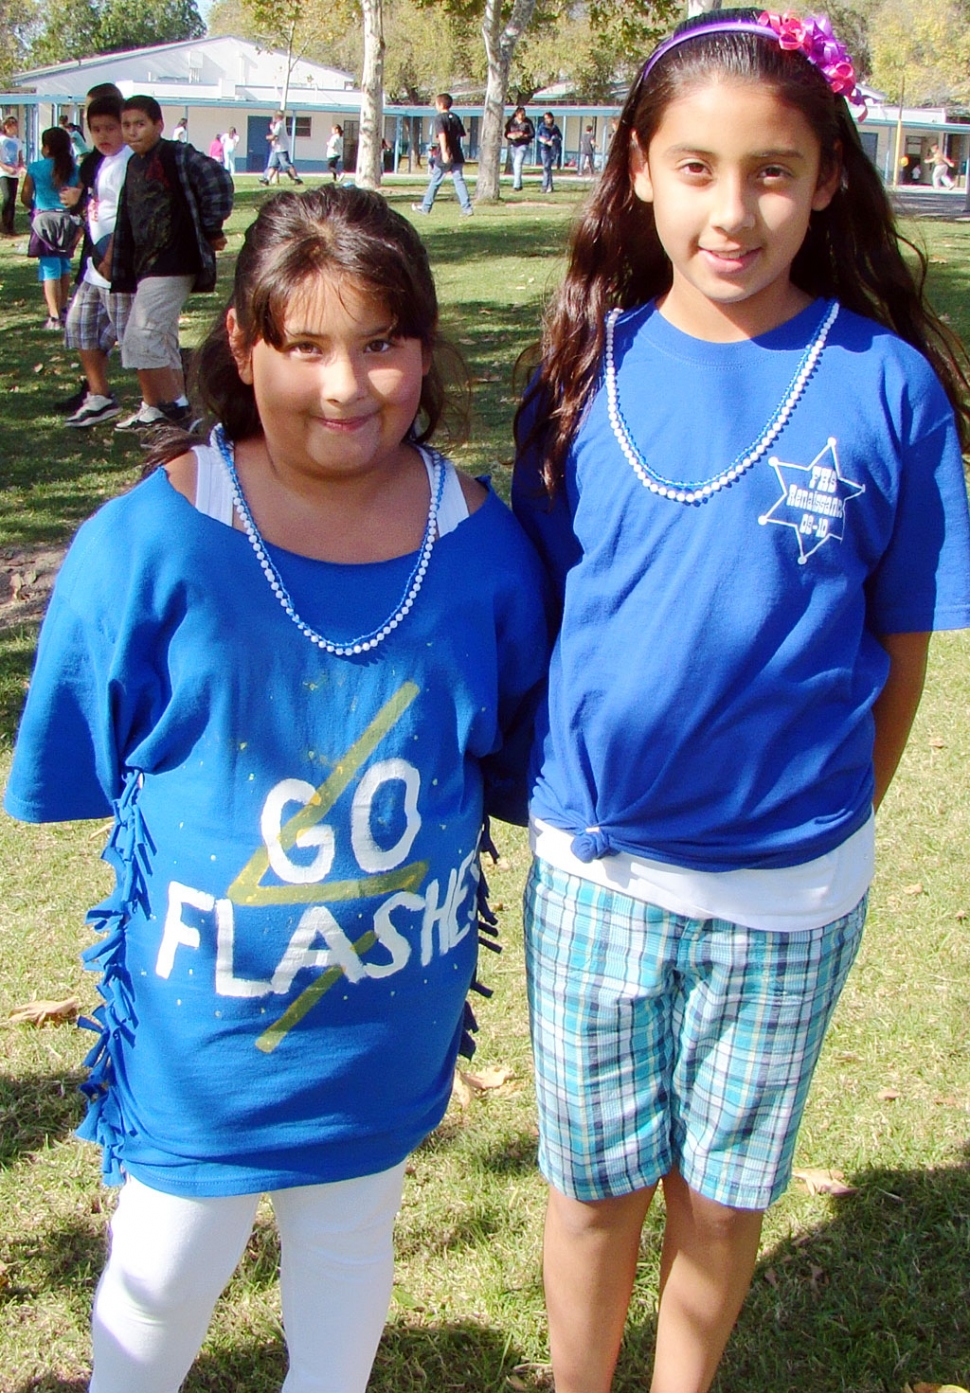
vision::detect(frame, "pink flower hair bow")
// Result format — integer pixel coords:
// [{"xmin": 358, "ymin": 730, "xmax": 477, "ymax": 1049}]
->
[{"xmin": 758, "ymin": 11, "xmax": 867, "ymax": 116}]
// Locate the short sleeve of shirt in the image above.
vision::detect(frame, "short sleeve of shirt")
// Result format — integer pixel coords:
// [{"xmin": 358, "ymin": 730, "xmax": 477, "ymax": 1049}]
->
[
  {"xmin": 867, "ymin": 390, "xmax": 970, "ymax": 634},
  {"xmin": 4, "ymin": 532, "xmax": 118, "ymax": 822}
]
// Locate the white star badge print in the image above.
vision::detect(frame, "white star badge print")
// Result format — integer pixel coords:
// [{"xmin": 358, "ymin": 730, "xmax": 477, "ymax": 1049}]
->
[{"xmin": 758, "ymin": 438, "xmax": 865, "ymax": 563}]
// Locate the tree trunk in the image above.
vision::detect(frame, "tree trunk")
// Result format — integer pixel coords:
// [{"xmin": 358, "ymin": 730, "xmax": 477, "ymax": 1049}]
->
[
  {"xmin": 476, "ymin": 0, "xmax": 539, "ymax": 202},
  {"xmin": 356, "ymin": 0, "xmax": 385, "ymax": 189}
]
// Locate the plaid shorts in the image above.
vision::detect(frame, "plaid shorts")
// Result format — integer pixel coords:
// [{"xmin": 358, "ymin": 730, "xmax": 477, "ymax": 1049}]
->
[
  {"xmin": 65, "ymin": 279, "xmax": 133, "ymax": 353},
  {"xmin": 524, "ymin": 858, "xmax": 866, "ymax": 1211}
]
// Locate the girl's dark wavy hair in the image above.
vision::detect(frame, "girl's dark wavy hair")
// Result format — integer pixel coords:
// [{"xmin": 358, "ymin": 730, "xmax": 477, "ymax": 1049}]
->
[
  {"xmin": 516, "ymin": 8, "xmax": 970, "ymax": 495},
  {"xmin": 146, "ymin": 185, "xmax": 469, "ymax": 469},
  {"xmin": 40, "ymin": 126, "xmax": 75, "ymax": 188}
]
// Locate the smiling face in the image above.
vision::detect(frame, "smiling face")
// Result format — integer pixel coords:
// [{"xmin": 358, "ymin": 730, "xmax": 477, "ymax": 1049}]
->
[
  {"xmin": 630, "ymin": 78, "xmax": 839, "ymax": 340},
  {"xmin": 229, "ymin": 275, "xmax": 430, "ymax": 490},
  {"xmin": 122, "ymin": 107, "xmax": 164, "ymax": 156}
]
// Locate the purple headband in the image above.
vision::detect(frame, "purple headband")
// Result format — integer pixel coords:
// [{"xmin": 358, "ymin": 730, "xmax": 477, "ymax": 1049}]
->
[{"xmin": 641, "ymin": 10, "xmax": 867, "ymax": 118}]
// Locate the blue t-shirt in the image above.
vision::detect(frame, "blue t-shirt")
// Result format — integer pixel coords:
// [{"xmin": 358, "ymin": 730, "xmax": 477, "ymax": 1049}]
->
[
  {"xmin": 5, "ymin": 466, "xmax": 549, "ymax": 1194},
  {"xmin": 513, "ymin": 298, "xmax": 970, "ymax": 871},
  {"xmin": 26, "ymin": 155, "xmax": 78, "ymax": 210}
]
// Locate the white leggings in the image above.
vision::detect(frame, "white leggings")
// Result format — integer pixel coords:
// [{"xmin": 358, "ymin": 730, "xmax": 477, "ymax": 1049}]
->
[{"xmin": 89, "ymin": 1163, "xmax": 407, "ymax": 1393}]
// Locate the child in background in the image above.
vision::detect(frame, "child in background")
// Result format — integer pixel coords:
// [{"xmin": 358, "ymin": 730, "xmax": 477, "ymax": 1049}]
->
[
  {"xmin": 326, "ymin": 123, "xmax": 344, "ymax": 181},
  {"xmin": 62, "ymin": 93, "xmax": 134, "ymax": 427},
  {"xmin": 504, "ymin": 107, "xmax": 535, "ymax": 191},
  {"xmin": 5, "ymin": 184, "xmax": 548, "ymax": 1393},
  {"xmin": 0, "ymin": 114, "xmax": 23, "ymax": 236},
  {"xmin": 259, "ymin": 111, "xmax": 303, "ymax": 186},
  {"xmin": 577, "ymin": 124, "xmax": 596, "ymax": 177},
  {"xmin": 60, "ymin": 114, "xmax": 89, "ymax": 160},
  {"xmin": 21, "ymin": 126, "xmax": 79, "ymax": 329},
  {"xmin": 111, "ymin": 95, "xmax": 233, "ymax": 436},
  {"xmin": 536, "ymin": 111, "xmax": 562, "ymax": 193},
  {"xmin": 222, "ymin": 125, "xmax": 239, "ymax": 176},
  {"xmin": 208, "ymin": 131, "xmax": 224, "ymax": 163},
  {"xmin": 513, "ymin": 10, "xmax": 970, "ymax": 1392}
]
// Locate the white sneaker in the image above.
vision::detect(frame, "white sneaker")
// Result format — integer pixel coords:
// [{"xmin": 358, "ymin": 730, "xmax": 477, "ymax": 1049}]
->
[
  {"xmin": 115, "ymin": 403, "xmax": 167, "ymax": 432},
  {"xmin": 65, "ymin": 394, "xmax": 121, "ymax": 428}
]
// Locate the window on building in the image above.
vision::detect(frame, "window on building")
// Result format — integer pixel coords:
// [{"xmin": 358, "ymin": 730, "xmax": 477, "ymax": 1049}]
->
[{"xmin": 294, "ymin": 117, "xmax": 312, "ymax": 139}]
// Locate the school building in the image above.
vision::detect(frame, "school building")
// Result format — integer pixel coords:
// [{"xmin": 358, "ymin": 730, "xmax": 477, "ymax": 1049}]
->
[
  {"xmin": 5, "ymin": 36, "xmax": 363, "ymax": 173},
  {"xmin": 5, "ymin": 37, "xmax": 969, "ymax": 187}
]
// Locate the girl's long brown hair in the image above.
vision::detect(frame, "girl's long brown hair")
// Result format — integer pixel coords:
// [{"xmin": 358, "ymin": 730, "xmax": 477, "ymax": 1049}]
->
[
  {"xmin": 40, "ymin": 127, "xmax": 74, "ymax": 189},
  {"xmin": 516, "ymin": 9, "xmax": 970, "ymax": 496}
]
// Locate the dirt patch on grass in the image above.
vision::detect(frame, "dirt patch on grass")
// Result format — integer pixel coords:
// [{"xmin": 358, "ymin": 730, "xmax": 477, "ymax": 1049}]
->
[{"xmin": 0, "ymin": 544, "xmax": 64, "ymax": 632}]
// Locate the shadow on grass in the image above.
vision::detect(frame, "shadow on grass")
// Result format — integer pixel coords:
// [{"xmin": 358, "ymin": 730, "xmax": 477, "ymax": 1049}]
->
[
  {"xmin": 616, "ymin": 1154, "xmax": 970, "ymax": 1393},
  {"xmin": 0, "ymin": 1068, "xmax": 86, "ymax": 1168}
]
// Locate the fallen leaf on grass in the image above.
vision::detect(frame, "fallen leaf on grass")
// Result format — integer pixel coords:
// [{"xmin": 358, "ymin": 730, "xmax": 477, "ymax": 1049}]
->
[
  {"xmin": 764, "ymin": 1266, "xmax": 778, "ymax": 1288},
  {"xmin": 791, "ymin": 1166, "xmax": 857, "ymax": 1197},
  {"xmin": 451, "ymin": 1072, "xmax": 473, "ymax": 1110},
  {"xmin": 906, "ymin": 1384, "xmax": 970, "ymax": 1393},
  {"xmin": 933, "ymin": 1096, "xmax": 959, "ymax": 1107},
  {"xmin": 903, "ymin": 883, "xmax": 924, "ymax": 896},
  {"xmin": 878, "ymin": 1088, "xmax": 901, "ymax": 1102},
  {"xmin": 9, "ymin": 996, "xmax": 80, "ymax": 1026},
  {"xmin": 0, "ymin": 1260, "xmax": 8, "ymax": 1291},
  {"xmin": 461, "ymin": 1065, "xmax": 515, "ymax": 1091},
  {"xmin": 956, "ymin": 910, "xmax": 968, "ymax": 922},
  {"xmin": 928, "ymin": 737, "xmax": 946, "ymax": 748}
]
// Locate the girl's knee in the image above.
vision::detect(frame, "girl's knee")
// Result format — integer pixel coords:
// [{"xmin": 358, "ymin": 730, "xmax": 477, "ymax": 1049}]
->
[
  {"xmin": 548, "ymin": 1182, "xmax": 656, "ymax": 1240},
  {"xmin": 662, "ymin": 1171, "xmax": 765, "ymax": 1243}
]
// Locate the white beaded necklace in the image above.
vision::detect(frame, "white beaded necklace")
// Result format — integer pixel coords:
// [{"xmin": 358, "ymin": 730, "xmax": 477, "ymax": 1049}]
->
[
  {"xmin": 604, "ymin": 299, "xmax": 839, "ymax": 504},
  {"xmin": 213, "ymin": 425, "xmax": 444, "ymax": 657}
]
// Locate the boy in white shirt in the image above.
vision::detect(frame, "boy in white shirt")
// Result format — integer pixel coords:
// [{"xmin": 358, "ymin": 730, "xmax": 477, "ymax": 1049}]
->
[{"xmin": 62, "ymin": 94, "xmax": 134, "ymax": 427}]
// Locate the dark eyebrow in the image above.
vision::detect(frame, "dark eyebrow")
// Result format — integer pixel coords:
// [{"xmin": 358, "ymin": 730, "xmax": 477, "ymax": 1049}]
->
[
  {"xmin": 284, "ymin": 322, "xmax": 397, "ymax": 340},
  {"xmin": 663, "ymin": 143, "xmax": 808, "ymax": 161}
]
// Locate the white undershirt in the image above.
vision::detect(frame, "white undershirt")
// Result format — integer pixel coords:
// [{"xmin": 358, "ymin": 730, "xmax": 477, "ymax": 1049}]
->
[
  {"xmin": 531, "ymin": 813, "xmax": 874, "ymax": 933},
  {"xmin": 192, "ymin": 442, "xmax": 470, "ymax": 536}
]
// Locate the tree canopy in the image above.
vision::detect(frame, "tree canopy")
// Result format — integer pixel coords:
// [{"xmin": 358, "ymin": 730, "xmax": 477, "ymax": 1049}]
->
[{"xmin": 27, "ymin": 0, "xmax": 204, "ymax": 66}]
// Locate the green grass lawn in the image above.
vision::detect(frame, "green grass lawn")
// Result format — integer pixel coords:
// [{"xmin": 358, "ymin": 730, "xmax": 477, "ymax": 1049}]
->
[{"xmin": 0, "ymin": 176, "xmax": 969, "ymax": 1392}]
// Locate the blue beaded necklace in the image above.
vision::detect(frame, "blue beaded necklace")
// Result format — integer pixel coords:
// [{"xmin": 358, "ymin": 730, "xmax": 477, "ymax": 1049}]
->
[{"xmin": 214, "ymin": 425, "xmax": 444, "ymax": 657}]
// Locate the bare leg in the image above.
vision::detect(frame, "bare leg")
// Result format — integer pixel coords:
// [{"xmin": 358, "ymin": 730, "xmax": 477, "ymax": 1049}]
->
[
  {"xmin": 651, "ymin": 1169, "xmax": 764, "ymax": 1393},
  {"xmin": 137, "ymin": 365, "xmax": 184, "ymax": 408},
  {"xmin": 80, "ymin": 347, "xmax": 110, "ymax": 398},
  {"xmin": 59, "ymin": 272, "xmax": 72, "ymax": 313},
  {"xmin": 543, "ymin": 1183, "xmax": 657, "ymax": 1393},
  {"xmin": 42, "ymin": 279, "xmax": 60, "ymax": 319}
]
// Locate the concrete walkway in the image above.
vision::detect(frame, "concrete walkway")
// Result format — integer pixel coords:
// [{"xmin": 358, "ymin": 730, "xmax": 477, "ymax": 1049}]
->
[{"xmin": 889, "ymin": 187, "xmax": 969, "ymax": 220}]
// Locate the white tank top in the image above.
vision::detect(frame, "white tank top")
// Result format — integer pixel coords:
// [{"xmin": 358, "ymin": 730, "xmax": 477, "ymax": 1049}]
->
[{"xmin": 191, "ymin": 441, "xmax": 470, "ymax": 537}]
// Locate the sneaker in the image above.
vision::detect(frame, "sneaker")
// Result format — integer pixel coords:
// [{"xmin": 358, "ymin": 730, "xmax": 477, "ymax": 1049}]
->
[
  {"xmin": 410, "ymin": 203, "xmax": 430, "ymax": 214},
  {"xmin": 65, "ymin": 393, "xmax": 120, "ymax": 428},
  {"xmin": 56, "ymin": 380, "xmax": 90, "ymax": 414},
  {"xmin": 43, "ymin": 316, "xmax": 61, "ymax": 331},
  {"xmin": 114, "ymin": 402, "xmax": 168, "ymax": 432},
  {"xmin": 460, "ymin": 206, "xmax": 474, "ymax": 217},
  {"xmin": 138, "ymin": 404, "xmax": 200, "ymax": 449},
  {"xmin": 158, "ymin": 401, "xmax": 194, "ymax": 427},
  {"xmin": 258, "ymin": 176, "xmax": 269, "ymax": 185}
]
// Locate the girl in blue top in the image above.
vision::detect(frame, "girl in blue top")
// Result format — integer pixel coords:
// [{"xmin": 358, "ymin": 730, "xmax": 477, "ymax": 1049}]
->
[
  {"xmin": 22, "ymin": 125, "xmax": 79, "ymax": 328},
  {"xmin": 513, "ymin": 10, "xmax": 970, "ymax": 1392},
  {"xmin": 6, "ymin": 186, "xmax": 548, "ymax": 1392}
]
